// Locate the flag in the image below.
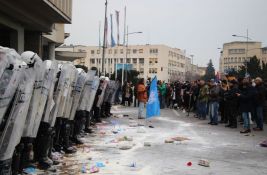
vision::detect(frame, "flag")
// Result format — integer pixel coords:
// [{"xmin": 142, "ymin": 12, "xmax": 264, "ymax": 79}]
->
[
  {"xmin": 104, "ymin": 17, "xmax": 108, "ymax": 47},
  {"xmin": 146, "ymin": 76, "xmax": 160, "ymax": 118},
  {"xmin": 115, "ymin": 10, "xmax": 120, "ymax": 45},
  {"xmin": 110, "ymin": 14, "xmax": 116, "ymax": 47}
]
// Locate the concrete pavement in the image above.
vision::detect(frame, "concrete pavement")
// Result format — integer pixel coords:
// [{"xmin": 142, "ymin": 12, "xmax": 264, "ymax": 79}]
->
[{"xmin": 64, "ymin": 106, "xmax": 267, "ymax": 175}]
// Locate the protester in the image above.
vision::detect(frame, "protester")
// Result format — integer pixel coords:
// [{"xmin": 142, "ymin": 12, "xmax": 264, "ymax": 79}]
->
[
  {"xmin": 208, "ymin": 79, "xmax": 220, "ymax": 125},
  {"xmin": 137, "ymin": 78, "xmax": 147, "ymax": 119},
  {"xmin": 197, "ymin": 80, "xmax": 209, "ymax": 120},
  {"xmin": 254, "ymin": 77, "xmax": 266, "ymax": 131}
]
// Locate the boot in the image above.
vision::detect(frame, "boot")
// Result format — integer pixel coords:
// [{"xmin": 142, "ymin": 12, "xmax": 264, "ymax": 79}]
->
[
  {"xmin": 62, "ymin": 119, "xmax": 77, "ymax": 154},
  {"xmin": 0, "ymin": 159, "xmax": 12, "ymax": 175},
  {"xmin": 53, "ymin": 117, "xmax": 63, "ymax": 152},
  {"xmin": 20, "ymin": 138, "xmax": 35, "ymax": 170},
  {"xmin": 70, "ymin": 120, "xmax": 84, "ymax": 145},
  {"xmin": 36, "ymin": 122, "xmax": 53, "ymax": 170},
  {"xmin": 11, "ymin": 144, "xmax": 24, "ymax": 175}
]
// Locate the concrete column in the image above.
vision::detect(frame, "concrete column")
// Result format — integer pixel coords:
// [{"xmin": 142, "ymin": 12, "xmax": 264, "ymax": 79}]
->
[
  {"xmin": 24, "ymin": 31, "xmax": 42, "ymax": 55},
  {"xmin": 48, "ymin": 42, "xmax": 56, "ymax": 60}
]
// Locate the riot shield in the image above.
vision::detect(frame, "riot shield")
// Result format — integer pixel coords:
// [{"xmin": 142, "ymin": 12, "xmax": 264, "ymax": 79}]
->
[
  {"xmin": 63, "ymin": 65, "xmax": 78, "ymax": 119},
  {"xmin": 0, "ymin": 67, "xmax": 35, "ymax": 161},
  {"xmin": 103, "ymin": 80, "xmax": 117, "ymax": 104},
  {"xmin": 86, "ymin": 76, "xmax": 100, "ymax": 112},
  {"xmin": 0, "ymin": 51, "xmax": 23, "ymax": 123},
  {"xmin": 23, "ymin": 60, "xmax": 58, "ymax": 138},
  {"xmin": 50, "ymin": 63, "xmax": 73, "ymax": 127},
  {"xmin": 96, "ymin": 80, "xmax": 109, "ymax": 108},
  {"xmin": 69, "ymin": 69, "xmax": 87, "ymax": 121},
  {"xmin": 77, "ymin": 70, "xmax": 96, "ymax": 112}
]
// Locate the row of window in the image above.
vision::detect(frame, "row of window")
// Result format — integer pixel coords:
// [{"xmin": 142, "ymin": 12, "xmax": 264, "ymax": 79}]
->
[
  {"xmin": 168, "ymin": 51, "xmax": 185, "ymax": 60},
  {"xmin": 223, "ymin": 57, "xmax": 247, "ymax": 63},
  {"xmin": 90, "ymin": 58, "xmax": 145, "ymax": 64},
  {"xmin": 91, "ymin": 48, "xmax": 145, "ymax": 55},
  {"xmin": 228, "ymin": 49, "xmax": 245, "ymax": 54}
]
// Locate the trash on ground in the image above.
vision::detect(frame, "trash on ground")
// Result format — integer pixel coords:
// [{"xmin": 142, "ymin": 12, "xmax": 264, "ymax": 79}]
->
[
  {"xmin": 171, "ymin": 136, "xmax": 190, "ymax": 141},
  {"xmin": 129, "ymin": 162, "xmax": 137, "ymax": 167},
  {"xmin": 96, "ymin": 162, "xmax": 105, "ymax": 168},
  {"xmin": 137, "ymin": 127, "xmax": 146, "ymax": 133},
  {"xmin": 23, "ymin": 167, "xmax": 36, "ymax": 174},
  {"xmin": 148, "ymin": 125, "xmax": 155, "ymax": 128},
  {"xmin": 138, "ymin": 123, "xmax": 145, "ymax": 126},
  {"xmin": 90, "ymin": 166, "xmax": 100, "ymax": 173},
  {"xmin": 165, "ymin": 139, "xmax": 174, "ymax": 143},
  {"xmin": 123, "ymin": 114, "xmax": 129, "ymax": 117},
  {"xmin": 129, "ymin": 123, "xmax": 138, "ymax": 127},
  {"xmin": 119, "ymin": 144, "xmax": 133, "ymax": 150},
  {"xmin": 144, "ymin": 142, "xmax": 151, "ymax": 147},
  {"xmin": 118, "ymin": 136, "xmax": 133, "ymax": 142},
  {"xmin": 187, "ymin": 162, "xmax": 192, "ymax": 166},
  {"xmin": 260, "ymin": 140, "xmax": 267, "ymax": 147},
  {"xmin": 198, "ymin": 159, "xmax": 210, "ymax": 167},
  {"xmin": 114, "ymin": 114, "xmax": 123, "ymax": 118},
  {"xmin": 81, "ymin": 164, "xmax": 87, "ymax": 173}
]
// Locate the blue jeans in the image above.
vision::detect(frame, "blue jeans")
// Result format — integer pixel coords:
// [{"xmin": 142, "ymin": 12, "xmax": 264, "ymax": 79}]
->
[
  {"xmin": 256, "ymin": 106, "xmax": 264, "ymax": 129},
  {"xmin": 198, "ymin": 101, "xmax": 207, "ymax": 119},
  {"xmin": 138, "ymin": 102, "xmax": 145, "ymax": 118},
  {"xmin": 242, "ymin": 112, "xmax": 251, "ymax": 129},
  {"xmin": 209, "ymin": 101, "xmax": 219, "ymax": 124}
]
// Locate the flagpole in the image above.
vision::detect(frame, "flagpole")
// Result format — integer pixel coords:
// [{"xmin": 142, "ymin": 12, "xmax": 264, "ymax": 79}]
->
[
  {"xmin": 122, "ymin": 6, "xmax": 126, "ymax": 86},
  {"xmin": 101, "ymin": 0, "xmax": 108, "ymax": 76},
  {"xmin": 98, "ymin": 21, "xmax": 101, "ymax": 77}
]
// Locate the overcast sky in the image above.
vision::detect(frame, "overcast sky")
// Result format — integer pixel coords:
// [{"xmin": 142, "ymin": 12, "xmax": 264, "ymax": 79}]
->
[{"xmin": 65, "ymin": 0, "xmax": 267, "ymax": 70}]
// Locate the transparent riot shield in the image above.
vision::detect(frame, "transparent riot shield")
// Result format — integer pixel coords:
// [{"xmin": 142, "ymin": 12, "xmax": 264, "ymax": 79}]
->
[
  {"xmin": 41, "ymin": 61, "xmax": 58, "ymax": 125},
  {"xmin": 86, "ymin": 76, "xmax": 100, "ymax": 112},
  {"xmin": 96, "ymin": 80, "xmax": 108, "ymax": 108},
  {"xmin": 0, "ymin": 52, "xmax": 23, "ymax": 123},
  {"xmin": 0, "ymin": 67, "xmax": 35, "ymax": 161},
  {"xmin": 78, "ymin": 70, "xmax": 96, "ymax": 111},
  {"xmin": 69, "ymin": 69, "xmax": 87, "ymax": 120},
  {"xmin": 103, "ymin": 80, "xmax": 116, "ymax": 103},
  {"xmin": 50, "ymin": 63, "xmax": 73, "ymax": 127},
  {"xmin": 23, "ymin": 60, "xmax": 58, "ymax": 138},
  {"xmin": 63, "ymin": 65, "xmax": 78, "ymax": 119}
]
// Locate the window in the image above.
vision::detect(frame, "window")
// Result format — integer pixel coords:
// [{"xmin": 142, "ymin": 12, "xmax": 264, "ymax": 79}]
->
[
  {"xmin": 97, "ymin": 50, "xmax": 100, "ymax": 54},
  {"xmin": 111, "ymin": 59, "xmax": 113, "ymax": 64},
  {"xmin": 132, "ymin": 58, "xmax": 137, "ymax": 64},
  {"xmin": 127, "ymin": 49, "xmax": 131, "ymax": 54},
  {"xmin": 114, "ymin": 49, "xmax": 118, "ymax": 54},
  {"xmin": 229, "ymin": 49, "xmax": 245, "ymax": 54},
  {"xmin": 120, "ymin": 58, "xmax": 123, "ymax": 63},
  {"xmin": 108, "ymin": 49, "xmax": 112, "ymax": 54},
  {"xmin": 150, "ymin": 49, "xmax": 158, "ymax": 54},
  {"xmin": 140, "ymin": 68, "xmax": 144, "ymax": 74},
  {"xmin": 262, "ymin": 49, "xmax": 267, "ymax": 54},
  {"xmin": 91, "ymin": 50, "xmax": 95, "ymax": 54},
  {"xmin": 155, "ymin": 58, "xmax": 158, "ymax": 63},
  {"xmin": 126, "ymin": 58, "xmax": 131, "ymax": 63},
  {"xmin": 90, "ymin": 58, "xmax": 95, "ymax": 64},
  {"xmin": 139, "ymin": 49, "xmax": 143, "ymax": 53},
  {"xmin": 133, "ymin": 49, "xmax": 137, "ymax": 54},
  {"xmin": 120, "ymin": 49, "xmax": 124, "ymax": 54},
  {"xmin": 139, "ymin": 58, "xmax": 144, "ymax": 63}
]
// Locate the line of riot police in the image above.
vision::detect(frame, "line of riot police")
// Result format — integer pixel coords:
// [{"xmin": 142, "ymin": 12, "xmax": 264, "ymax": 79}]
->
[{"xmin": 0, "ymin": 47, "xmax": 119, "ymax": 174}]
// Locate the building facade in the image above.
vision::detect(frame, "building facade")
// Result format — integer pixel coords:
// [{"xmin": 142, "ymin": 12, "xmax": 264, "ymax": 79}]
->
[
  {"xmin": 58, "ymin": 44, "xmax": 187, "ymax": 82},
  {"xmin": 219, "ymin": 41, "xmax": 267, "ymax": 74},
  {"xmin": 0, "ymin": 0, "xmax": 72, "ymax": 59}
]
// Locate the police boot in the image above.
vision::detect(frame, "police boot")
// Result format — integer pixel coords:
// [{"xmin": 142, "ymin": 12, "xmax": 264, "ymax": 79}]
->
[
  {"xmin": 84, "ymin": 111, "xmax": 94, "ymax": 134},
  {"xmin": 0, "ymin": 159, "xmax": 12, "ymax": 175},
  {"xmin": 71, "ymin": 117, "xmax": 84, "ymax": 145},
  {"xmin": 36, "ymin": 122, "xmax": 53, "ymax": 169},
  {"xmin": 62, "ymin": 119, "xmax": 77, "ymax": 154},
  {"xmin": 53, "ymin": 117, "xmax": 63, "ymax": 152},
  {"xmin": 20, "ymin": 137, "xmax": 35, "ymax": 171},
  {"xmin": 11, "ymin": 143, "xmax": 24, "ymax": 175}
]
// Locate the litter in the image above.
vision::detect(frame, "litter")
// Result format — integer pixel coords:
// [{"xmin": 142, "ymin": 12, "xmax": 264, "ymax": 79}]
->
[
  {"xmin": 144, "ymin": 142, "xmax": 151, "ymax": 147},
  {"xmin": 129, "ymin": 123, "xmax": 138, "ymax": 127},
  {"xmin": 165, "ymin": 139, "xmax": 174, "ymax": 143},
  {"xmin": 123, "ymin": 114, "xmax": 129, "ymax": 117},
  {"xmin": 129, "ymin": 162, "xmax": 137, "ymax": 167},
  {"xmin": 90, "ymin": 166, "xmax": 100, "ymax": 173},
  {"xmin": 96, "ymin": 162, "xmax": 105, "ymax": 168},
  {"xmin": 260, "ymin": 140, "xmax": 267, "ymax": 147},
  {"xmin": 118, "ymin": 136, "xmax": 133, "ymax": 142},
  {"xmin": 198, "ymin": 159, "xmax": 210, "ymax": 167},
  {"xmin": 119, "ymin": 145, "xmax": 133, "ymax": 150},
  {"xmin": 23, "ymin": 167, "xmax": 36, "ymax": 174},
  {"xmin": 148, "ymin": 125, "xmax": 155, "ymax": 128},
  {"xmin": 187, "ymin": 162, "xmax": 192, "ymax": 166},
  {"xmin": 171, "ymin": 136, "xmax": 190, "ymax": 141},
  {"xmin": 81, "ymin": 164, "xmax": 87, "ymax": 173}
]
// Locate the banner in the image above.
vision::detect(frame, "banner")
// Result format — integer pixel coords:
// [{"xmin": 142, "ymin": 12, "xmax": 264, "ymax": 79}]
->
[
  {"xmin": 110, "ymin": 14, "xmax": 116, "ymax": 47},
  {"xmin": 146, "ymin": 76, "xmax": 160, "ymax": 118},
  {"xmin": 115, "ymin": 10, "xmax": 120, "ymax": 46}
]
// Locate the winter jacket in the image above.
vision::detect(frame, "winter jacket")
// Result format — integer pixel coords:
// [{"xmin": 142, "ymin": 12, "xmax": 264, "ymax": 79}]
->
[
  {"xmin": 198, "ymin": 85, "xmax": 209, "ymax": 103},
  {"xmin": 137, "ymin": 84, "xmax": 147, "ymax": 103},
  {"xmin": 159, "ymin": 83, "xmax": 167, "ymax": 96},
  {"xmin": 209, "ymin": 85, "xmax": 220, "ymax": 102},
  {"xmin": 239, "ymin": 86, "xmax": 256, "ymax": 113},
  {"xmin": 255, "ymin": 84, "xmax": 266, "ymax": 107}
]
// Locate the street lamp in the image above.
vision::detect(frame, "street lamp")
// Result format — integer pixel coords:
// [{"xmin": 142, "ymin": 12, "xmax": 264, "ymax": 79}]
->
[
  {"xmin": 101, "ymin": 0, "xmax": 108, "ymax": 76},
  {"xmin": 232, "ymin": 29, "xmax": 252, "ymax": 76},
  {"xmin": 121, "ymin": 26, "xmax": 142, "ymax": 85}
]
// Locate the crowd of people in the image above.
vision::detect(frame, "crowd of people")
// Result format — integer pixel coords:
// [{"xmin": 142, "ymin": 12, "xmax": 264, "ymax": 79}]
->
[{"xmin": 121, "ymin": 76, "xmax": 267, "ymax": 134}]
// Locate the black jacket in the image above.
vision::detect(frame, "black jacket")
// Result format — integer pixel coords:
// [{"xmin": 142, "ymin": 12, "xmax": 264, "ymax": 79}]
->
[
  {"xmin": 255, "ymin": 84, "xmax": 266, "ymax": 106},
  {"xmin": 239, "ymin": 86, "xmax": 256, "ymax": 113}
]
